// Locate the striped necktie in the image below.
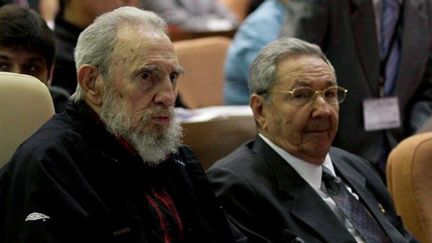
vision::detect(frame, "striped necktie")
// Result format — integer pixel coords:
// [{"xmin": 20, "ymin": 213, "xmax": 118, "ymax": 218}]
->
[
  {"xmin": 322, "ymin": 168, "xmax": 390, "ymax": 242},
  {"xmin": 380, "ymin": 0, "xmax": 401, "ymax": 96}
]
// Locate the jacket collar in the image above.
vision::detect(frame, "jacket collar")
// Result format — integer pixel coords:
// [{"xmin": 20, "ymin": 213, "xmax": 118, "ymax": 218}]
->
[
  {"xmin": 332, "ymin": 152, "xmax": 400, "ymax": 238},
  {"xmin": 251, "ymin": 135, "xmax": 401, "ymax": 241},
  {"xmin": 251, "ymin": 136, "xmax": 356, "ymax": 241},
  {"xmin": 65, "ymin": 100, "xmax": 143, "ymax": 166}
]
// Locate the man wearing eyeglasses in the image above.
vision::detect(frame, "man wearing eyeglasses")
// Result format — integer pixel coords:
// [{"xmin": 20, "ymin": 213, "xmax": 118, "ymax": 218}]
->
[{"xmin": 207, "ymin": 38, "xmax": 416, "ymax": 243}]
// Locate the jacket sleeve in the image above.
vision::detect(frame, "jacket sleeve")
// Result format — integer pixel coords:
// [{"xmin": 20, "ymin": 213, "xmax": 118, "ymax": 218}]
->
[{"xmin": 0, "ymin": 142, "xmax": 105, "ymax": 243}]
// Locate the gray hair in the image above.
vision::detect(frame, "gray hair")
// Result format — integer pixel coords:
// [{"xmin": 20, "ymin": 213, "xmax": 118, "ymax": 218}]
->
[
  {"xmin": 71, "ymin": 6, "xmax": 168, "ymax": 101},
  {"xmin": 248, "ymin": 37, "xmax": 334, "ymax": 100}
]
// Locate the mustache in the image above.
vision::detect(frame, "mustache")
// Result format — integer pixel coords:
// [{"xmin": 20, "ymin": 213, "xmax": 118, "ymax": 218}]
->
[
  {"xmin": 132, "ymin": 106, "xmax": 175, "ymax": 119},
  {"xmin": 305, "ymin": 120, "xmax": 331, "ymax": 131}
]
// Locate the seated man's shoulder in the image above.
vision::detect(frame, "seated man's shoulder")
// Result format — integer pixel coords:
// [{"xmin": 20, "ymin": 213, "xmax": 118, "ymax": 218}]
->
[
  {"xmin": 329, "ymin": 146, "xmax": 382, "ymax": 180},
  {"xmin": 207, "ymin": 141, "xmax": 258, "ymax": 181},
  {"xmin": 213, "ymin": 141, "xmax": 252, "ymax": 165},
  {"xmin": 330, "ymin": 146, "xmax": 373, "ymax": 164},
  {"xmin": 26, "ymin": 114, "xmax": 79, "ymax": 146}
]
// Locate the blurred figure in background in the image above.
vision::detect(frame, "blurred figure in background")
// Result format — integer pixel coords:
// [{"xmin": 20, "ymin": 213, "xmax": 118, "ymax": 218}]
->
[
  {"xmin": 224, "ymin": 0, "xmax": 288, "ymax": 105},
  {"xmin": 141, "ymin": 0, "xmax": 239, "ymax": 32},
  {"xmin": 0, "ymin": 0, "xmax": 59, "ymax": 28},
  {"xmin": 0, "ymin": 4, "xmax": 69, "ymax": 112},
  {"xmin": 38, "ymin": 0, "xmax": 59, "ymax": 28},
  {"xmin": 52, "ymin": 0, "xmax": 139, "ymax": 94}
]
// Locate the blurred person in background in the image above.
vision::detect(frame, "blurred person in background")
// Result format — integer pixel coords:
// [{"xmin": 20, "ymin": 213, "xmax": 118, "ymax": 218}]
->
[
  {"xmin": 0, "ymin": 0, "xmax": 59, "ymax": 28},
  {"xmin": 224, "ymin": 0, "xmax": 288, "ymax": 105},
  {"xmin": 0, "ymin": 4, "xmax": 69, "ymax": 112},
  {"xmin": 52, "ymin": 0, "xmax": 139, "ymax": 94},
  {"xmin": 141, "ymin": 0, "xmax": 239, "ymax": 32}
]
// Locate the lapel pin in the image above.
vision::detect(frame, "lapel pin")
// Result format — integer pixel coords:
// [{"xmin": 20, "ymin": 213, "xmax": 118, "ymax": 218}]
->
[{"xmin": 378, "ymin": 203, "xmax": 386, "ymax": 214}]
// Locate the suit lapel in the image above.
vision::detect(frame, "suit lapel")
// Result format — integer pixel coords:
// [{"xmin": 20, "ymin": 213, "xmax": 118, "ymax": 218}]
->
[
  {"xmin": 252, "ymin": 137, "xmax": 355, "ymax": 242},
  {"xmin": 285, "ymin": 180, "xmax": 355, "ymax": 242},
  {"xmin": 350, "ymin": 0, "xmax": 381, "ymax": 95},
  {"xmin": 395, "ymin": 0, "xmax": 429, "ymax": 107}
]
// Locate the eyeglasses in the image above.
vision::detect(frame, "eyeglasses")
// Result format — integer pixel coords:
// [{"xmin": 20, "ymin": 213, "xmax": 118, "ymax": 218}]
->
[{"xmin": 265, "ymin": 86, "xmax": 348, "ymax": 106}]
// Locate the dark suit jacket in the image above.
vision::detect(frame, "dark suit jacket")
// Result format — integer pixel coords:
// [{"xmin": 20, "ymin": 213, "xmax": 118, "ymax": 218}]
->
[
  {"xmin": 280, "ymin": 0, "xmax": 432, "ymax": 163},
  {"xmin": 207, "ymin": 136, "xmax": 417, "ymax": 243}
]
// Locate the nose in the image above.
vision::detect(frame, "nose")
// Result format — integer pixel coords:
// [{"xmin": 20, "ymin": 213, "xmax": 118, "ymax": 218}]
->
[
  {"xmin": 311, "ymin": 95, "xmax": 333, "ymax": 118},
  {"xmin": 311, "ymin": 90, "xmax": 329, "ymax": 103},
  {"xmin": 154, "ymin": 77, "xmax": 176, "ymax": 107}
]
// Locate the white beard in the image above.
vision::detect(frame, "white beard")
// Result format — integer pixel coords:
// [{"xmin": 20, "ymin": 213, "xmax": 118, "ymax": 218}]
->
[{"xmin": 99, "ymin": 88, "xmax": 183, "ymax": 165}]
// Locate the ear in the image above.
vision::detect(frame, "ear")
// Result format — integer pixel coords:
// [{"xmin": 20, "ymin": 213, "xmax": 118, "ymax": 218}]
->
[
  {"xmin": 250, "ymin": 93, "xmax": 269, "ymax": 132},
  {"xmin": 77, "ymin": 64, "xmax": 103, "ymax": 107}
]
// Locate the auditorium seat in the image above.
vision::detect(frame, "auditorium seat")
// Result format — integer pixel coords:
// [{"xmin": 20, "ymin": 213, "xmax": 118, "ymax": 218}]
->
[
  {"xmin": 386, "ymin": 132, "xmax": 432, "ymax": 243},
  {"xmin": 0, "ymin": 72, "xmax": 54, "ymax": 168},
  {"xmin": 174, "ymin": 36, "xmax": 231, "ymax": 108},
  {"xmin": 219, "ymin": 0, "xmax": 250, "ymax": 21},
  {"xmin": 182, "ymin": 114, "xmax": 256, "ymax": 169}
]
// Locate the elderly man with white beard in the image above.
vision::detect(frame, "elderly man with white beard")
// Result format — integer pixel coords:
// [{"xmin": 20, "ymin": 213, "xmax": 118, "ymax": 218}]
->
[{"xmin": 0, "ymin": 6, "xmax": 245, "ymax": 243}]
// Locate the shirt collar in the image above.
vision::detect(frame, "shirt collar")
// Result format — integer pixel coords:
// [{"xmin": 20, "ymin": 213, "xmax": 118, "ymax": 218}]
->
[{"xmin": 259, "ymin": 133, "xmax": 335, "ymax": 191}]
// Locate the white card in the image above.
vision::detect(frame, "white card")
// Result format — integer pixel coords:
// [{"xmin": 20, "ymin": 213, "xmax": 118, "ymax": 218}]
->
[{"xmin": 363, "ymin": 97, "xmax": 401, "ymax": 131}]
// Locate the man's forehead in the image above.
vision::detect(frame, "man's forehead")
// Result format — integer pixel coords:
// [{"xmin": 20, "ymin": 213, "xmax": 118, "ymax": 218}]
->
[
  {"xmin": 275, "ymin": 59, "xmax": 335, "ymax": 88},
  {"xmin": 110, "ymin": 53, "xmax": 181, "ymax": 80},
  {"xmin": 116, "ymin": 23, "xmax": 167, "ymax": 42},
  {"xmin": 279, "ymin": 55, "xmax": 332, "ymax": 70},
  {"xmin": 114, "ymin": 31, "xmax": 173, "ymax": 56}
]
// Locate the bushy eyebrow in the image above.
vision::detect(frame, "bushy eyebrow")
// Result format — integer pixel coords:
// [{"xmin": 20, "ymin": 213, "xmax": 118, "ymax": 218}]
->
[
  {"xmin": 131, "ymin": 64, "xmax": 184, "ymax": 82},
  {"xmin": 133, "ymin": 63, "xmax": 183, "ymax": 73},
  {"xmin": 133, "ymin": 64, "xmax": 157, "ymax": 75},
  {"xmin": 290, "ymin": 80, "xmax": 336, "ymax": 88}
]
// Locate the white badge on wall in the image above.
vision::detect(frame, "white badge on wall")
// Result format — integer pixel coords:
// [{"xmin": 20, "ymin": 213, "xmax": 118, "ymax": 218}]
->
[{"xmin": 362, "ymin": 97, "xmax": 401, "ymax": 131}]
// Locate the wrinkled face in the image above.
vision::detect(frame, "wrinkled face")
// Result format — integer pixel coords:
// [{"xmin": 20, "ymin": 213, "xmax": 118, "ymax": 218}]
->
[
  {"xmin": 258, "ymin": 55, "xmax": 339, "ymax": 165},
  {"xmin": 0, "ymin": 47, "xmax": 50, "ymax": 84},
  {"xmin": 99, "ymin": 27, "xmax": 183, "ymax": 164}
]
